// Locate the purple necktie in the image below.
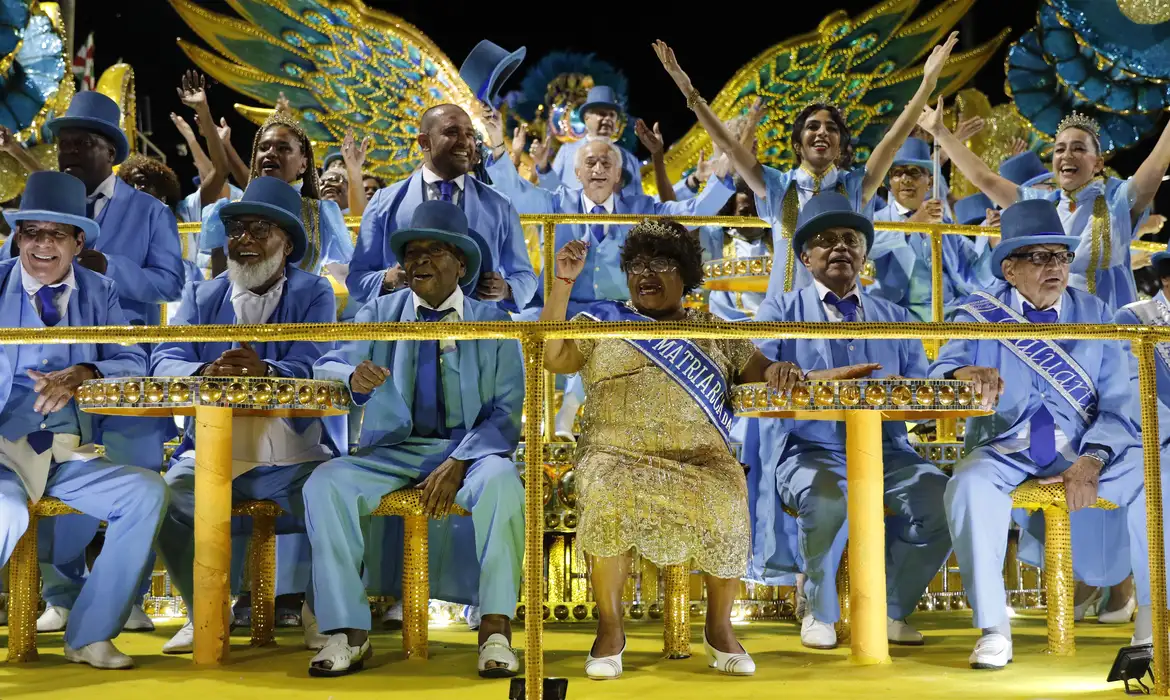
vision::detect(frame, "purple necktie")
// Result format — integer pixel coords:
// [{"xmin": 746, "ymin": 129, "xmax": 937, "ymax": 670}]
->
[
  {"xmin": 438, "ymin": 181, "xmax": 456, "ymax": 202},
  {"xmin": 1024, "ymin": 303, "xmax": 1058, "ymax": 466},
  {"xmin": 589, "ymin": 205, "xmax": 606, "ymax": 243},
  {"xmin": 36, "ymin": 285, "xmax": 64, "ymax": 326},
  {"xmin": 824, "ymin": 292, "xmax": 859, "ymax": 322}
]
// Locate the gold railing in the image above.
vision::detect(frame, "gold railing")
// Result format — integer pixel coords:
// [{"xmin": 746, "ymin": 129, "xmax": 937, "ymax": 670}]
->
[{"xmin": 0, "ymin": 319, "xmax": 1168, "ymax": 698}]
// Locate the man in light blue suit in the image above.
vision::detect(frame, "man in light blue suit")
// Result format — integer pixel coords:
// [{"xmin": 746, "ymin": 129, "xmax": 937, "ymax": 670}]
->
[
  {"xmin": 348, "ymin": 103, "xmax": 536, "ymax": 312},
  {"xmin": 307, "ymin": 201, "xmax": 524, "ymax": 678},
  {"xmin": 150, "ymin": 177, "xmax": 344, "ymax": 654},
  {"xmin": 930, "ymin": 199, "xmax": 1151, "ymax": 669},
  {"xmin": 0, "ymin": 171, "xmax": 167, "ymax": 669},
  {"xmin": 753, "ymin": 192, "xmax": 951, "ymax": 650},
  {"xmin": 536, "ymin": 86, "xmax": 643, "ymax": 198}
]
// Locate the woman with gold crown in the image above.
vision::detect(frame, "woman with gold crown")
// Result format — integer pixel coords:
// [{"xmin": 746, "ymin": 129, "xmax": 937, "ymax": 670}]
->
[{"xmin": 917, "ymin": 100, "xmax": 1170, "ymax": 311}]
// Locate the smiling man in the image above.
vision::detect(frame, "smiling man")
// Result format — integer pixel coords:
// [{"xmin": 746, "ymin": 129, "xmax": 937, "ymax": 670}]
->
[
  {"xmin": 536, "ymin": 86, "xmax": 643, "ymax": 198},
  {"xmin": 751, "ymin": 192, "xmax": 952, "ymax": 651},
  {"xmin": 308, "ymin": 200, "xmax": 524, "ymax": 678},
  {"xmin": 929, "ymin": 199, "xmax": 1152, "ymax": 669}
]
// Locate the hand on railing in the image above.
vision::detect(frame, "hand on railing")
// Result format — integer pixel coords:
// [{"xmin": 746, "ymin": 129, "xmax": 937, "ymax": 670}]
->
[
  {"xmin": 805, "ymin": 363, "xmax": 882, "ymax": 381},
  {"xmin": 908, "ymin": 199, "xmax": 945, "ymax": 224},
  {"xmin": 1038, "ymin": 458, "xmax": 1101, "ymax": 512},
  {"xmin": 952, "ymin": 365, "xmax": 1003, "ymax": 409},
  {"xmin": 764, "ymin": 361, "xmax": 803, "ymax": 393}
]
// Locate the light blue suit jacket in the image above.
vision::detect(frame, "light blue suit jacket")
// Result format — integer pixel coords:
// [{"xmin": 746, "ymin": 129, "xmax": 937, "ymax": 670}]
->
[
  {"xmin": 541, "ymin": 139, "xmax": 643, "ymax": 198},
  {"xmin": 314, "ymin": 290, "xmax": 523, "ymax": 461},
  {"xmin": 348, "ymin": 170, "xmax": 536, "ymax": 312},
  {"xmin": 1115, "ymin": 294, "xmax": 1170, "ymax": 448},
  {"xmin": 150, "ymin": 265, "xmax": 345, "ymax": 457}
]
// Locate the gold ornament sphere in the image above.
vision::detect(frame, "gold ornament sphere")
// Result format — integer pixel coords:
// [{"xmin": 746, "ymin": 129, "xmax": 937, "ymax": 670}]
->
[{"xmin": 1117, "ymin": 0, "xmax": 1170, "ymax": 24}]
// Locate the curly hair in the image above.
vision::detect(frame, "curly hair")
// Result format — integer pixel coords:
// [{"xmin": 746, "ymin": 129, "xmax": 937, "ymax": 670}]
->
[
  {"xmin": 118, "ymin": 154, "xmax": 182, "ymax": 209},
  {"xmin": 791, "ymin": 102, "xmax": 854, "ymax": 169},
  {"xmin": 248, "ymin": 112, "xmax": 320, "ymax": 199},
  {"xmin": 620, "ymin": 219, "xmax": 705, "ymax": 294}
]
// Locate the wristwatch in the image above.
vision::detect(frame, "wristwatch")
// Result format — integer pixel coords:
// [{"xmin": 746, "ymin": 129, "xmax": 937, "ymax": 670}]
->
[{"xmin": 1082, "ymin": 448, "xmax": 1110, "ymax": 467}]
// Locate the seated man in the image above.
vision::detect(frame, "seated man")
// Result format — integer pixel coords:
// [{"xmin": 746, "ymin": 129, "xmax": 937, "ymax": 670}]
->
[
  {"xmin": 931, "ymin": 199, "xmax": 1150, "ymax": 669},
  {"xmin": 537, "ymin": 86, "xmax": 643, "ymax": 198},
  {"xmin": 0, "ymin": 171, "xmax": 166, "ymax": 668},
  {"xmin": 753, "ymin": 192, "xmax": 952, "ymax": 650},
  {"xmin": 152, "ymin": 177, "xmax": 345, "ymax": 653},
  {"xmin": 306, "ymin": 200, "xmax": 524, "ymax": 678}
]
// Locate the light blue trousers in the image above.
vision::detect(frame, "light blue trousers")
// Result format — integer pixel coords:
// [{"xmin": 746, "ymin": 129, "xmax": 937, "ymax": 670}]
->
[
  {"xmin": 0, "ymin": 459, "xmax": 167, "ymax": 647},
  {"xmin": 304, "ymin": 444, "xmax": 524, "ymax": 632},
  {"xmin": 778, "ymin": 444, "xmax": 952, "ymax": 623},
  {"xmin": 945, "ymin": 444, "xmax": 1149, "ymax": 629},
  {"xmin": 155, "ymin": 458, "xmax": 318, "ymax": 619}
]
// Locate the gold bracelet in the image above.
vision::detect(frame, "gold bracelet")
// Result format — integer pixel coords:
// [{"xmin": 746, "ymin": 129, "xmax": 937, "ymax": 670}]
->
[{"xmin": 685, "ymin": 87, "xmax": 706, "ymax": 111}]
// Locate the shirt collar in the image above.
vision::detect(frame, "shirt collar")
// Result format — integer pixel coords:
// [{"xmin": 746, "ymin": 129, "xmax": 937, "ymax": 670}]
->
[
  {"xmin": 91, "ymin": 172, "xmax": 117, "ymax": 202},
  {"xmin": 20, "ymin": 261, "xmax": 77, "ymax": 295},
  {"xmin": 421, "ymin": 165, "xmax": 465, "ymax": 190},
  {"xmin": 230, "ymin": 274, "xmax": 286, "ymax": 305},
  {"xmin": 581, "ymin": 191, "xmax": 615, "ymax": 213},
  {"xmin": 411, "ymin": 286, "xmax": 465, "ymax": 320},
  {"xmin": 812, "ymin": 277, "xmax": 860, "ymax": 304},
  {"xmin": 892, "ymin": 199, "xmax": 915, "ymax": 217},
  {"xmin": 1011, "ymin": 287, "xmax": 1063, "ymax": 315},
  {"xmin": 793, "ymin": 164, "xmax": 839, "ymax": 193}
]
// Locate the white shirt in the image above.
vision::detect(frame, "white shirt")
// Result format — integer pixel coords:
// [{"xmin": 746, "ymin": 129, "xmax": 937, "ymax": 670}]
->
[
  {"xmin": 422, "ymin": 165, "xmax": 465, "ymax": 206},
  {"xmin": 230, "ymin": 276, "xmax": 286, "ymax": 325},
  {"xmin": 892, "ymin": 199, "xmax": 914, "ymax": 218},
  {"xmin": 580, "ymin": 191, "xmax": 615, "ymax": 241},
  {"xmin": 88, "ymin": 173, "xmax": 117, "ymax": 220},
  {"xmin": 412, "ymin": 286, "xmax": 464, "ymax": 353},
  {"xmin": 812, "ymin": 278, "xmax": 864, "ymax": 322},
  {"xmin": 20, "ymin": 262, "xmax": 76, "ymax": 320}
]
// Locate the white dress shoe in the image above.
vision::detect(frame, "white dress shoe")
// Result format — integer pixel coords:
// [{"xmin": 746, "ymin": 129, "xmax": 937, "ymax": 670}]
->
[
  {"xmin": 36, "ymin": 605, "xmax": 69, "ymax": 632},
  {"xmin": 478, "ymin": 632, "xmax": 520, "ymax": 678},
  {"xmin": 381, "ymin": 600, "xmax": 403, "ymax": 630},
  {"xmin": 302, "ymin": 602, "xmax": 330, "ymax": 651},
  {"xmin": 64, "ymin": 640, "xmax": 134, "ymax": 669},
  {"xmin": 123, "ymin": 605, "xmax": 155, "ymax": 632},
  {"xmin": 800, "ymin": 615, "xmax": 838, "ymax": 650},
  {"xmin": 1098, "ymin": 596, "xmax": 1137, "ymax": 625},
  {"xmin": 703, "ymin": 631, "xmax": 755, "ymax": 676},
  {"xmin": 969, "ymin": 633, "xmax": 1012, "ymax": 670},
  {"xmin": 887, "ymin": 617, "xmax": 924, "ymax": 646},
  {"xmin": 162, "ymin": 621, "xmax": 194, "ymax": 654},
  {"xmin": 309, "ymin": 633, "xmax": 372, "ymax": 677},
  {"xmin": 585, "ymin": 637, "xmax": 625, "ymax": 680}
]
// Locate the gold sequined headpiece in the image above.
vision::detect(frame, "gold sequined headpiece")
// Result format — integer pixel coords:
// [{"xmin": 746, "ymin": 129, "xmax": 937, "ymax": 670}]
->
[
  {"xmin": 633, "ymin": 218, "xmax": 682, "ymax": 238},
  {"xmin": 248, "ymin": 111, "xmax": 320, "ymax": 199},
  {"xmin": 1057, "ymin": 111, "xmax": 1100, "ymax": 139}
]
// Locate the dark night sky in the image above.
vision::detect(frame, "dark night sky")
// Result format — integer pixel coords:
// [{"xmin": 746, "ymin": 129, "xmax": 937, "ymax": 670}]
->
[{"xmin": 74, "ymin": 0, "xmax": 1164, "ymax": 217}]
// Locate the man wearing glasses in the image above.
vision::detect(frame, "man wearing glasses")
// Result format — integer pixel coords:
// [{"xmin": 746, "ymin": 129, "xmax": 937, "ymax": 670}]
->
[{"xmin": 930, "ymin": 199, "xmax": 1151, "ymax": 670}]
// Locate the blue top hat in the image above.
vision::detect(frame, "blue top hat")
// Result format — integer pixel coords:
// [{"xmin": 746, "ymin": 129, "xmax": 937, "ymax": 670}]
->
[
  {"xmin": 998, "ymin": 151, "xmax": 1048, "ymax": 187},
  {"xmin": 389, "ymin": 200, "xmax": 483, "ymax": 287},
  {"xmin": 460, "ymin": 40, "xmax": 526, "ymax": 105},
  {"xmin": 792, "ymin": 192, "xmax": 874, "ymax": 253},
  {"xmin": 47, "ymin": 92, "xmax": 130, "ymax": 165},
  {"xmin": 1152, "ymin": 250, "xmax": 1170, "ymax": 277},
  {"xmin": 990, "ymin": 199, "xmax": 1080, "ymax": 279},
  {"xmin": 218, "ymin": 177, "xmax": 308, "ymax": 263},
  {"xmin": 579, "ymin": 86, "xmax": 622, "ymax": 118},
  {"xmin": 1022, "ymin": 170, "xmax": 1055, "ymax": 189},
  {"xmin": 954, "ymin": 192, "xmax": 994, "ymax": 225},
  {"xmin": 3, "ymin": 171, "xmax": 100, "ymax": 243},
  {"xmin": 889, "ymin": 137, "xmax": 934, "ymax": 172},
  {"xmin": 321, "ymin": 148, "xmax": 343, "ymax": 171}
]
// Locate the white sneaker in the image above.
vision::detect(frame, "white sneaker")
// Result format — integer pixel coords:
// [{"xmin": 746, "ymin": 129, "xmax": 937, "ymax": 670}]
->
[
  {"xmin": 887, "ymin": 617, "xmax": 924, "ymax": 646},
  {"xmin": 309, "ymin": 633, "xmax": 372, "ymax": 677},
  {"xmin": 969, "ymin": 633, "xmax": 1012, "ymax": 670},
  {"xmin": 36, "ymin": 605, "xmax": 69, "ymax": 632},
  {"xmin": 123, "ymin": 605, "xmax": 154, "ymax": 632},
  {"xmin": 64, "ymin": 640, "xmax": 134, "ymax": 669},
  {"xmin": 381, "ymin": 600, "xmax": 403, "ymax": 630},
  {"xmin": 464, "ymin": 605, "xmax": 482, "ymax": 631},
  {"xmin": 800, "ymin": 615, "xmax": 838, "ymax": 650},
  {"xmin": 302, "ymin": 602, "xmax": 330, "ymax": 651},
  {"xmin": 162, "ymin": 621, "xmax": 194, "ymax": 654},
  {"xmin": 1098, "ymin": 596, "xmax": 1138, "ymax": 625}
]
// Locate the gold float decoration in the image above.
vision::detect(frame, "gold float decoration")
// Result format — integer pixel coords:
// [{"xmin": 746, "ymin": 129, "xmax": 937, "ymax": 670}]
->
[
  {"xmin": 733, "ymin": 378, "xmax": 989, "ymax": 420},
  {"xmin": 77, "ymin": 376, "xmax": 350, "ymax": 417},
  {"xmin": 1118, "ymin": 0, "xmax": 1170, "ymax": 24}
]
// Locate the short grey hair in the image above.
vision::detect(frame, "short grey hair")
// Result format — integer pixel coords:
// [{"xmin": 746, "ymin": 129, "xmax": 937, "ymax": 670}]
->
[{"xmin": 574, "ymin": 139, "xmax": 623, "ymax": 172}]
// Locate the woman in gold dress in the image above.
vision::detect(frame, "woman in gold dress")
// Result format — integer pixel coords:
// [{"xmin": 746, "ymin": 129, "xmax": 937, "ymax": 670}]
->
[{"xmin": 542, "ymin": 220, "xmax": 803, "ymax": 679}]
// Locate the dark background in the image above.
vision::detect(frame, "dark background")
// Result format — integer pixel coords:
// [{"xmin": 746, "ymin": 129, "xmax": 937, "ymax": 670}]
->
[{"xmin": 75, "ymin": 0, "xmax": 1166, "ymax": 219}]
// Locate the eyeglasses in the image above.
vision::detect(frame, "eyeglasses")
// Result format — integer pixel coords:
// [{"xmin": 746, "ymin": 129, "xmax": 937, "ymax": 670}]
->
[
  {"xmin": 225, "ymin": 218, "xmax": 281, "ymax": 240},
  {"xmin": 806, "ymin": 230, "xmax": 865, "ymax": 249},
  {"xmin": 626, "ymin": 258, "xmax": 678, "ymax": 276},
  {"xmin": 1008, "ymin": 250, "xmax": 1076, "ymax": 266}
]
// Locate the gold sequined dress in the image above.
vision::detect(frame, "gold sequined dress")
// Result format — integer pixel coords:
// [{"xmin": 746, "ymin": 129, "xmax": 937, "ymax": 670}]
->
[{"xmin": 571, "ymin": 309, "xmax": 754, "ymax": 578}]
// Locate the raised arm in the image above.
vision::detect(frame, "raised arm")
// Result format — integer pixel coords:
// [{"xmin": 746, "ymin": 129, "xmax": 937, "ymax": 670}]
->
[
  {"xmin": 540, "ymin": 241, "xmax": 587, "ymax": 374},
  {"xmin": 170, "ymin": 112, "xmax": 213, "ymax": 181},
  {"xmin": 341, "ymin": 128, "xmax": 371, "ymax": 216},
  {"xmin": 918, "ymin": 97, "xmax": 1019, "ymax": 209},
  {"xmin": 1129, "ymin": 119, "xmax": 1170, "ymax": 217},
  {"xmin": 636, "ymin": 119, "xmax": 676, "ymax": 202},
  {"xmin": 176, "ymin": 70, "xmax": 232, "ymax": 209},
  {"xmin": 862, "ymin": 32, "xmax": 959, "ymax": 204}
]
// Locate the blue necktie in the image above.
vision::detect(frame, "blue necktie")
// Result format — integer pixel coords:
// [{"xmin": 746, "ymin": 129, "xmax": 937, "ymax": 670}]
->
[
  {"xmin": 414, "ymin": 306, "xmax": 454, "ymax": 438},
  {"xmin": 36, "ymin": 285, "xmax": 64, "ymax": 326},
  {"xmin": 824, "ymin": 292, "xmax": 859, "ymax": 322},
  {"xmin": 589, "ymin": 205, "xmax": 606, "ymax": 243},
  {"xmin": 437, "ymin": 181, "xmax": 456, "ymax": 203},
  {"xmin": 86, "ymin": 193, "xmax": 103, "ymax": 220},
  {"xmin": 1024, "ymin": 303, "xmax": 1058, "ymax": 466}
]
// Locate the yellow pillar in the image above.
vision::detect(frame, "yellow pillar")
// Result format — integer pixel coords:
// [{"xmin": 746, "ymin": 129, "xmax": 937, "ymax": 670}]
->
[
  {"xmin": 663, "ymin": 564, "xmax": 692, "ymax": 659},
  {"xmin": 844, "ymin": 410, "xmax": 890, "ymax": 665},
  {"xmin": 6, "ymin": 512, "xmax": 40, "ymax": 662},
  {"xmin": 193, "ymin": 405, "xmax": 233, "ymax": 665},
  {"xmin": 1042, "ymin": 507, "xmax": 1075, "ymax": 655},
  {"xmin": 401, "ymin": 514, "xmax": 430, "ymax": 659},
  {"xmin": 522, "ymin": 335, "xmax": 547, "ymax": 700},
  {"xmin": 248, "ymin": 511, "xmax": 277, "ymax": 648},
  {"xmin": 1136, "ymin": 340, "xmax": 1168, "ymax": 694}
]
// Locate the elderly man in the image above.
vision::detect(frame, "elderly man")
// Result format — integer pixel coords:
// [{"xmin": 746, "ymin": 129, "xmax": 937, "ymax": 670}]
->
[
  {"xmin": 348, "ymin": 103, "xmax": 536, "ymax": 311},
  {"xmin": 0, "ymin": 171, "xmax": 166, "ymax": 668},
  {"xmin": 869, "ymin": 138, "xmax": 993, "ymax": 322},
  {"xmin": 752, "ymin": 192, "xmax": 952, "ymax": 650},
  {"xmin": 930, "ymin": 199, "xmax": 1151, "ymax": 669},
  {"xmin": 307, "ymin": 200, "xmax": 524, "ymax": 678},
  {"xmin": 151, "ymin": 177, "xmax": 345, "ymax": 653},
  {"xmin": 537, "ymin": 86, "xmax": 643, "ymax": 198}
]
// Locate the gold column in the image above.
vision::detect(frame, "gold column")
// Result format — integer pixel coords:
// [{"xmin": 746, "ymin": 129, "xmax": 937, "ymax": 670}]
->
[
  {"xmin": 401, "ymin": 514, "xmax": 430, "ymax": 659},
  {"xmin": 522, "ymin": 335, "xmax": 547, "ymax": 700},
  {"xmin": 1137, "ymin": 339, "xmax": 1168, "ymax": 694},
  {"xmin": 541, "ymin": 221, "xmax": 557, "ymax": 438},
  {"xmin": 835, "ymin": 549, "xmax": 851, "ymax": 643},
  {"xmin": 1042, "ymin": 506, "xmax": 1075, "ymax": 655},
  {"xmin": 844, "ymin": 410, "xmax": 890, "ymax": 665},
  {"xmin": 193, "ymin": 405, "xmax": 233, "ymax": 665},
  {"xmin": 662, "ymin": 563, "xmax": 692, "ymax": 659},
  {"xmin": 924, "ymin": 230, "xmax": 946, "ymax": 361},
  {"xmin": 6, "ymin": 511, "xmax": 40, "ymax": 662},
  {"xmin": 248, "ymin": 511, "xmax": 277, "ymax": 648}
]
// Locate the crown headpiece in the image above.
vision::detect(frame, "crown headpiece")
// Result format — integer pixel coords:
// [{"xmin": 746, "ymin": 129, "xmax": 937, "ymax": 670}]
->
[
  {"xmin": 634, "ymin": 218, "xmax": 681, "ymax": 238},
  {"xmin": 1057, "ymin": 111, "xmax": 1100, "ymax": 138}
]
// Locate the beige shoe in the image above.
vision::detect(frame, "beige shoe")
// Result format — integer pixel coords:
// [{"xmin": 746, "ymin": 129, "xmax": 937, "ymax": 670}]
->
[
  {"xmin": 123, "ymin": 605, "xmax": 154, "ymax": 632},
  {"xmin": 64, "ymin": 640, "xmax": 134, "ymax": 669},
  {"xmin": 800, "ymin": 615, "xmax": 838, "ymax": 649},
  {"xmin": 36, "ymin": 604, "xmax": 69, "ymax": 632},
  {"xmin": 887, "ymin": 617, "xmax": 924, "ymax": 646}
]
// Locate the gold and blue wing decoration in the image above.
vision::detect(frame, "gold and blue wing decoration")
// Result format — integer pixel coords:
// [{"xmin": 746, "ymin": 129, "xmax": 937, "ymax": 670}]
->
[
  {"xmin": 169, "ymin": 0, "xmax": 481, "ymax": 180},
  {"xmin": 654, "ymin": 0, "xmax": 1010, "ymax": 191}
]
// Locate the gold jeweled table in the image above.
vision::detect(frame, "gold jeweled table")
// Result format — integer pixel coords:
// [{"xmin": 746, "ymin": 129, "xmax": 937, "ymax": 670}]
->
[
  {"xmin": 733, "ymin": 377, "xmax": 989, "ymax": 665},
  {"xmin": 77, "ymin": 376, "xmax": 350, "ymax": 665}
]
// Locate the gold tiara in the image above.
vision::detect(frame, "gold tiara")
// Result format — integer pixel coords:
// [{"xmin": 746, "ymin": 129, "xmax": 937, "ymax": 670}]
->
[
  {"xmin": 1057, "ymin": 111, "xmax": 1100, "ymax": 138},
  {"xmin": 634, "ymin": 218, "xmax": 681, "ymax": 238}
]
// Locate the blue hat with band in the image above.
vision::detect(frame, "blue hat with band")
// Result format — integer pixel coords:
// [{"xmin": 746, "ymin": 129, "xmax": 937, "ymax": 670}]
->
[
  {"xmin": 990, "ymin": 199, "xmax": 1079, "ymax": 279},
  {"xmin": 3, "ymin": 171, "xmax": 100, "ymax": 242},
  {"xmin": 999, "ymin": 151, "xmax": 1048, "ymax": 187},
  {"xmin": 792, "ymin": 192, "xmax": 874, "ymax": 253},
  {"xmin": 460, "ymin": 40, "xmax": 526, "ymax": 105},
  {"xmin": 954, "ymin": 192, "xmax": 994, "ymax": 225},
  {"xmin": 579, "ymin": 86, "xmax": 622, "ymax": 117},
  {"xmin": 218, "ymin": 176, "xmax": 308, "ymax": 263},
  {"xmin": 47, "ymin": 92, "xmax": 130, "ymax": 165},
  {"xmin": 889, "ymin": 137, "xmax": 934, "ymax": 173},
  {"xmin": 389, "ymin": 200, "xmax": 483, "ymax": 287}
]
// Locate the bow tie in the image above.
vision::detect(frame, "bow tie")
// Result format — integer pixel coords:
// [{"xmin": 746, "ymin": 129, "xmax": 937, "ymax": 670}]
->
[
  {"xmin": 1023, "ymin": 303, "xmax": 1058, "ymax": 324},
  {"xmin": 824, "ymin": 291, "xmax": 859, "ymax": 322}
]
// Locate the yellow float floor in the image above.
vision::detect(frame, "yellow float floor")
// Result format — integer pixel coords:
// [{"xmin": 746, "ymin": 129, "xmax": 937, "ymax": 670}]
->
[{"xmin": 0, "ymin": 611, "xmax": 1146, "ymax": 699}]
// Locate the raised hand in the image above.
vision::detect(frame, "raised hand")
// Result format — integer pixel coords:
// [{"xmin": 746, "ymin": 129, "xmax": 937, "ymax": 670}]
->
[
  {"xmin": 342, "ymin": 128, "xmax": 370, "ymax": 171},
  {"xmin": 921, "ymin": 31, "xmax": 960, "ymax": 88},
  {"xmin": 1011, "ymin": 137, "xmax": 1029, "ymax": 156},
  {"xmin": 216, "ymin": 117, "xmax": 231, "ymax": 142},
  {"xmin": 652, "ymin": 39, "xmax": 694, "ymax": 94},
  {"xmin": 176, "ymin": 69, "xmax": 208, "ymax": 110},
  {"xmin": 169, "ymin": 113, "xmax": 197, "ymax": 142},
  {"xmin": 530, "ymin": 130, "xmax": 553, "ymax": 170},
  {"xmin": 917, "ymin": 96, "xmax": 947, "ymax": 138},
  {"xmin": 954, "ymin": 116, "xmax": 985, "ymax": 142},
  {"xmin": 509, "ymin": 126, "xmax": 528, "ymax": 163},
  {"xmin": 554, "ymin": 240, "xmax": 589, "ymax": 283},
  {"xmin": 694, "ymin": 149, "xmax": 714, "ymax": 183},
  {"xmin": 635, "ymin": 119, "xmax": 665, "ymax": 156},
  {"xmin": 275, "ymin": 91, "xmax": 292, "ymax": 115}
]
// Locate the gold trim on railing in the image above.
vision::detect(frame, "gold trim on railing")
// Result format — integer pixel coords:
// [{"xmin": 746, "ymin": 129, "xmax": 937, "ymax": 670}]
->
[{"xmin": 731, "ymin": 379, "xmax": 986, "ymax": 416}]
